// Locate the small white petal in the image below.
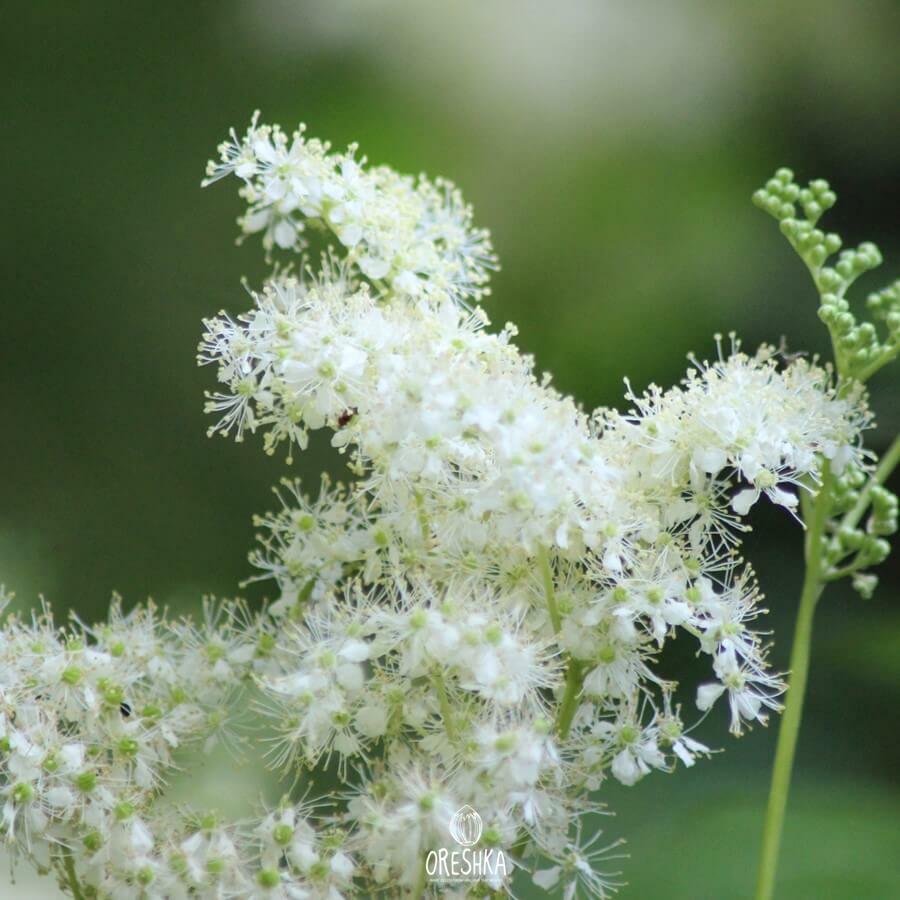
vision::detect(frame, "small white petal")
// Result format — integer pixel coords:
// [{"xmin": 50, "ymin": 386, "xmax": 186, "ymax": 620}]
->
[{"xmin": 696, "ymin": 681, "xmax": 726, "ymax": 711}]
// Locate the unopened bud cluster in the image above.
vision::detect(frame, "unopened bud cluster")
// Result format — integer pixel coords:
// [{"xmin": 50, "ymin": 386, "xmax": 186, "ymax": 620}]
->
[{"xmin": 754, "ymin": 168, "xmax": 899, "ymax": 381}]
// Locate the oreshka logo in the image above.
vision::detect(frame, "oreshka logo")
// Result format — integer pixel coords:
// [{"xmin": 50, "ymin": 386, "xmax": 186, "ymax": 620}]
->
[
  {"xmin": 425, "ymin": 805, "xmax": 509, "ymax": 885},
  {"xmin": 449, "ymin": 805, "xmax": 482, "ymax": 846}
]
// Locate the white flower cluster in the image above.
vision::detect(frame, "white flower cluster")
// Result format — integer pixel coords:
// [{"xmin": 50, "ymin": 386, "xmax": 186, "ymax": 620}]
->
[
  {"xmin": 203, "ymin": 114, "xmax": 497, "ymax": 304},
  {"xmin": 0, "ymin": 596, "xmax": 356, "ymax": 897},
  {"xmin": 1, "ymin": 119, "xmax": 875, "ymax": 899},
  {"xmin": 197, "ymin": 118, "xmax": 869, "ymax": 896}
]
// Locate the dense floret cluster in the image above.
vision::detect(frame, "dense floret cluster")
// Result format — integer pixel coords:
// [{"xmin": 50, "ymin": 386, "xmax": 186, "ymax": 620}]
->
[{"xmin": 2, "ymin": 120, "xmax": 893, "ymax": 899}]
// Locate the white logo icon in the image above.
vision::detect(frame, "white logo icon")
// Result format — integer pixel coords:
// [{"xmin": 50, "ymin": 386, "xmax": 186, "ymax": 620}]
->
[
  {"xmin": 449, "ymin": 805, "xmax": 482, "ymax": 847},
  {"xmin": 425, "ymin": 804, "xmax": 507, "ymax": 883}
]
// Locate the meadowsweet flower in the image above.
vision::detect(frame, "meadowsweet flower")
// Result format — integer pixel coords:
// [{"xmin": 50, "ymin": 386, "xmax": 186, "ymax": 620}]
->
[
  {"xmin": 532, "ymin": 820, "xmax": 625, "ymax": 900},
  {"xmin": 190, "ymin": 120, "xmax": 880, "ymax": 897},
  {"xmin": 4, "ymin": 122, "xmax": 892, "ymax": 900},
  {"xmin": 204, "ymin": 114, "xmax": 497, "ymax": 304}
]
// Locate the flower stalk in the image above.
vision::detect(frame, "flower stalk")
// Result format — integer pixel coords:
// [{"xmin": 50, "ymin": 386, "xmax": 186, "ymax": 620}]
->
[
  {"xmin": 537, "ymin": 544, "xmax": 586, "ymax": 738},
  {"xmin": 751, "ymin": 165, "xmax": 900, "ymax": 899},
  {"xmin": 754, "ymin": 471, "xmax": 830, "ymax": 900},
  {"xmin": 63, "ymin": 852, "xmax": 85, "ymax": 900}
]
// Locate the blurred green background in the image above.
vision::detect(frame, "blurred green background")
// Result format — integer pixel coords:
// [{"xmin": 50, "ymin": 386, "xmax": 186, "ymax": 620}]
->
[{"xmin": 2, "ymin": 2, "xmax": 898, "ymax": 897}]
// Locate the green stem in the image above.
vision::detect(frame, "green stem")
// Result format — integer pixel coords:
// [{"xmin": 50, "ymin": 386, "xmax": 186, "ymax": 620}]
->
[
  {"xmin": 754, "ymin": 472, "xmax": 831, "ymax": 900},
  {"xmin": 413, "ymin": 490, "xmax": 432, "ymax": 548},
  {"xmin": 556, "ymin": 659, "xmax": 584, "ymax": 739},
  {"xmin": 824, "ymin": 559, "xmax": 869, "ymax": 582},
  {"xmin": 433, "ymin": 673, "xmax": 456, "ymax": 741},
  {"xmin": 536, "ymin": 545, "xmax": 585, "ymax": 737},
  {"xmin": 63, "ymin": 852, "xmax": 85, "ymax": 900},
  {"xmin": 841, "ymin": 434, "xmax": 900, "ymax": 532},
  {"xmin": 853, "ymin": 345, "xmax": 899, "ymax": 384},
  {"xmin": 413, "ymin": 856, "xmax": 427, "ymax": 898},
  {"xmin": 537, "ymin": 545, "xmax": 561, "ymax": 633}
]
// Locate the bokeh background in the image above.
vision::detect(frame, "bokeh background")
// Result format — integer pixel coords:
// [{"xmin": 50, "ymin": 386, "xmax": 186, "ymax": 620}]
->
[{"xmin": 3, "ymin": 2, "xmax": 898, "ymax": 897}]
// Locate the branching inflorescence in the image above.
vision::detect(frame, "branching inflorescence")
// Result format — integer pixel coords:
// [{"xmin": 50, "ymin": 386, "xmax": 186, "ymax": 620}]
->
[{"xmin": 2, "ymin": 121, "xmax": 896, "ymax": 899}]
